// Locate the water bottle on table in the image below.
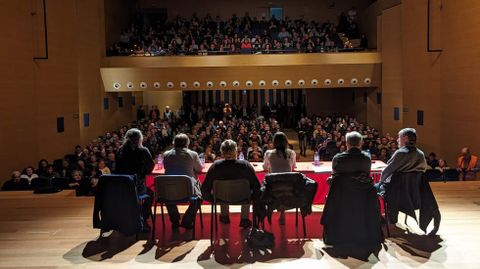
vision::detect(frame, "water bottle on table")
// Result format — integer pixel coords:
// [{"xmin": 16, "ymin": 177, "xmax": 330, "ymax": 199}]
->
[
  {"xmin": 239, "ymin": 152, "xmax": 244, "ymax": 161},
  {"xmin": 157, "ymin": 154, "xmax": 164, "ymax": 169},
  {"xmin": 313, "ymin": 151, "xmax": 320, "ymax": 166},
  {"xmin": 199, "ymin": 154, "xmax": 206, "ymax": 168}
]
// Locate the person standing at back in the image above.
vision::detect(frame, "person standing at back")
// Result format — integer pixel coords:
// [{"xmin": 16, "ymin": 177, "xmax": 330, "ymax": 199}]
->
[
  {"xmin": 163, "ymin": 133, "xmax": 203, "ymax": 229},
  {"xmin": 263, "ymin": 132, "xmax": 296, "ymax": 225},
  {"xmin": 115, "ymin": 128, "xmax": 155, "ymax": 231}
]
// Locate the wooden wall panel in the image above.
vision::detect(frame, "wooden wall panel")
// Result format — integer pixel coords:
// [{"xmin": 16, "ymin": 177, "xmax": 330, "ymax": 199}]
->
[{"xmin": 137, "ymin": 0, "xmax": 372, "ymax": 22}]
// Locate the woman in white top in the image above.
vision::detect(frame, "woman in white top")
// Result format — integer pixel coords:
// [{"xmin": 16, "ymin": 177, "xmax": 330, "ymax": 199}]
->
[{"xmin": 263, "ymin": 132, "xmax": 296, "ymax": 225}]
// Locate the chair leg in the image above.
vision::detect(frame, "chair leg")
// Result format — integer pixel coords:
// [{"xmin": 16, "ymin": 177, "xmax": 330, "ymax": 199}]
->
[
  {"xmin": 198, "ymin": 201, "xmax": 204, "ymax": 229},
  {"xmin": 214, "ymin": 204, "xmax": 218, "ymax": 232},
  {"xmin": 210, "ymin": 203, "xmax": 214, "ymax": 245},
  {"xmin": 160, "ymin": 203, "xmax": 165, "ymax": 231},
  {"xmin": 383, "ymin": 199, "xmax": 390, "ymax": 237},
  {"xmin": 404, "ymin": 214, "xmax": 408, "ymax": 225},
  {"xmin": 295, "ymin": 208, "xmax": 299, "ymax": 227},
  {"xmin": 152, "ymin": 200, "xmax": 157, "ymax": 241},
  {"xmin": 302, "ymin": 212, "xmax": 306, "ymax": 238},
  {"xmin": 191, "ymin": 201, "xmax": 196, "ymax": 241},
  {"xmin": 252, "ymin": 204, "xmax": 257, "ymax": 228}
]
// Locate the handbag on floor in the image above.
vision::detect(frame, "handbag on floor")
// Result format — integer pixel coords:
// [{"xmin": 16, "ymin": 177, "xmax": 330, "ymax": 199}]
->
[{"xmin": 247, "ymin": 228, "xmax": 275, "ymax": 249}]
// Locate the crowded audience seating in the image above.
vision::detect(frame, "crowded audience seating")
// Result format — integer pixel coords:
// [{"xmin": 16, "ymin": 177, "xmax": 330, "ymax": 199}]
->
[
  {"xmin": 2, "ymin": 101, "xmax": 452, "ymax": 193},
  {"xmin": 107, "ymin": 10, "xmax": 368, "ymax": 57}
]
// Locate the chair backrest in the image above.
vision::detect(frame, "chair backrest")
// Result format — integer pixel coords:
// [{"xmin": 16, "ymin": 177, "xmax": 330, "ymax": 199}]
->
[
  {"xmin": 425, "ymin": 169, "xmax": 443, "ymax": 181},
  {"xmin": 386, "ymin": 172, "xmax": 424, "ymax": 217},
  {"xmin": 264, "ymin": 172, "xmax": 301, "ymax": 197},
  {"xmin": 443, "ymin": 168, "xmax": 459, "ymax": 181},
  {"xmin": 154, "ymin": 175, "xmax": 194, "ymax": 202},
  {"xmin": 94, "ymin": 174, "xmax": 143, "ymax": 235},
  {"xmin": 213, "ymin": 179, "xmax": 251, "ymax": 204}
]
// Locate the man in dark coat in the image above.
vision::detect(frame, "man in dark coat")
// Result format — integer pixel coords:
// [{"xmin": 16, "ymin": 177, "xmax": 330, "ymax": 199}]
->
[{"xmin": 321, "ymin": 131, "xmax": 384, "ymax": 246}]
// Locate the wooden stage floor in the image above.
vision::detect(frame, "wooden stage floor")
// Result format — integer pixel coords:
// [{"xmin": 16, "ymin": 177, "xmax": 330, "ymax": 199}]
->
[{"xmin": 0, "ymin": 181, "xmax": 479, "ymax": 269}]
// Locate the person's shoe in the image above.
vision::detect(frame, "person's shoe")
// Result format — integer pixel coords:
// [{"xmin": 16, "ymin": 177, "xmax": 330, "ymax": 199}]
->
[
  {"xmin": 279, "ymin": 212, "xmax": 286, "ymax": 225},
  {"xmin": 239, "ymin": 218, "xmax": 252, "ymax": 228},
  {"xmin": 219, "ymin": 215, "xmax": 230, "ymax": 224}
]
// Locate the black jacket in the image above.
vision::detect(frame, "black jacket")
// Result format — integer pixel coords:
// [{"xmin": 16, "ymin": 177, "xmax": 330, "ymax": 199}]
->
[
  {"xmin": 321, "ymin": 148, "xmax": 384, "ymax": 246},
  {"xmin": 384, "ymin": 172, "xmax": 441, "ymax": 233},
  {"xmin": 259, "ymin": 172, "xmax": 318, "ymax": 223},
  {"xmin": 115, "ymin": 145, "xmax": 154, "ymax": 194},
  {"xmin": 93, "ymin": 175, "xmax": 144, "ymax": 235}
]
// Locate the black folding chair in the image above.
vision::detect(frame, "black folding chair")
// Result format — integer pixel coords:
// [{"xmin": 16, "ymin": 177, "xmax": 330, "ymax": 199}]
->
[
  {"xmin": 152, "ymin": 175, "xmax": 203, "ymax": 241},
  {"xmin": 262, "ymin": 172, "xmax": 312, "ymax": 238},
  {"xmin": 210, "ymin": 179, "xmax": 254, "ymax": 246}
]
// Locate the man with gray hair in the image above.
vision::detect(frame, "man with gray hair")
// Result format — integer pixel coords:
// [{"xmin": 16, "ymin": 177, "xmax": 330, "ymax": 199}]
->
[
  {"xmin": 321, "ymin": 131, "xmax": 384, "ymax": 246},
  {"xmin": 163, "ymin": 133, "xmax": 203, "ymax": 229},
  {"xmin": 201, "ymin": 139, "xmax": 261, "ymax": 228},
  {"xmin": 376, "ymin": 128, "xmax": 427, "ymax": 190}
]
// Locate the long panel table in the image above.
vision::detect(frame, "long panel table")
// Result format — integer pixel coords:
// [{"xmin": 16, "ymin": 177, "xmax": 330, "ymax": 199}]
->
[{"xmin": 147, "ymin": 161, "xmax": 387, "ymax": 204}]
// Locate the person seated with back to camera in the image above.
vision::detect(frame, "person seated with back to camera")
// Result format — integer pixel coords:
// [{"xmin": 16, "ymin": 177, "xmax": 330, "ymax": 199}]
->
[
  {"xmin": 201, "ymin": 139, "xmax": 261, "ymax": 228},
  {"xmin": 263, "ymin": 132, "xmax": 296, "ymax": 225},
  {"xmin": 162, "ymin": 133, "xmax": 203, "ymax": 230},
  {"xmin": 321, "ymin": 131, "xmax": 384, "ymax": 246},
  {"xmin": 375, "ymin": 128, "xmax": 428, "ymax": 193},
  {"xmin": 114, "ymin": 128, "xmax": 155, "ymax": 232}
]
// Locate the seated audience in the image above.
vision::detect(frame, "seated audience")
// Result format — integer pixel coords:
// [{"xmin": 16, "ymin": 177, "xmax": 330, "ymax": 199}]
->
[
  {"xmin": 376, "ymin": 128, "xmax": 428, "ymax": 192},
  {"xmin": 436, "ymin": 159, "xmax": 450, "ymax": 173},
  {"xmin": 321, "ymin": 131, "xmax": 383, "ymax": 246},
  {"xmin": 202, "ymin": 139, "xmax": 261, "ymax": 228},
  {"xmin": 43, "ymin": 165, "xmax": 59, "ymax": 180},
  {"xmin": 107, "ymin": 11, "xmax": 364, "ymax": 57},
  {"xmin": 37, "ymin": 159, "xmax": 49, "ymax": 177},
  {"xmin": 67, "ymin": 170, "xmax": 93, "ymax": 196},
  {"xmin": 21, "ymin": 166, "xmax": 38, "ymax": 186},
  {"xmin": 98, "ymin": 159, "xmax": 111, "ymax": 175},
  {"xmin": 2, "ymin": 171, "xmax": 30, "ymax": 191},
  {"xmin": 427, "ymin": 152, "xmax": 440, "ymax": 169},
  {"xmin": 457, "ymin": 147, "xmax": 480, "ymax": 180},
  {"xmin": 163, "ymin": 133, "xmax": 202, "ymax": 229}
]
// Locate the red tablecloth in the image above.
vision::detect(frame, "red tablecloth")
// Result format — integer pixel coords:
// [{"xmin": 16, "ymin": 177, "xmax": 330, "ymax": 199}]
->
[{"xmin": 146, "ymin": 161, "xmax": 386, "ymax": 204}]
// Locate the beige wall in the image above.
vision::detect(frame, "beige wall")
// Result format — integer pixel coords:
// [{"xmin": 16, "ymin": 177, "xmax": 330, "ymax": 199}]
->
[
  {"xmin": 143, "ymin": 91, "xmax": 183, "ymax": 113},
  {"xmin": 305, "ymin": 87, "xmax": 381, "ymax": 129},
  {"xmin": 104, "ymin": 0, "xmax": 137, "ymax": 47},
  {"xmin": 379, "ymin": 0, "xmax": 480, "ymax": 169},
  {"xmin": 138, "ymin": 0, "xmax": 371, "ymax": 22},
  {"xmin": 380, "ymin": 5, "xmax": 403, "ymax": 137},
  {"xmin": 440, "ymin": 0, "xmax": 480, "ymax": 166},
  {"xmin": 0, "ymin": 0, "xmax": 137, "ymax": 182}
]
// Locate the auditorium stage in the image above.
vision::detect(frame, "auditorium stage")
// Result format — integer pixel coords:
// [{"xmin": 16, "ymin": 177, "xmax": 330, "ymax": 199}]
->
[{"xmin": 0, "ymin": 182, "xmax": 479, "ymax": 268}]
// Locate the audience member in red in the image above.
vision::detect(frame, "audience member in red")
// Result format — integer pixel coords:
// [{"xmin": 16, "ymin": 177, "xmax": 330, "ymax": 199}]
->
[{"xmin": 457, "ymin": 147, "xmax": 480, "ymax": 180}]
